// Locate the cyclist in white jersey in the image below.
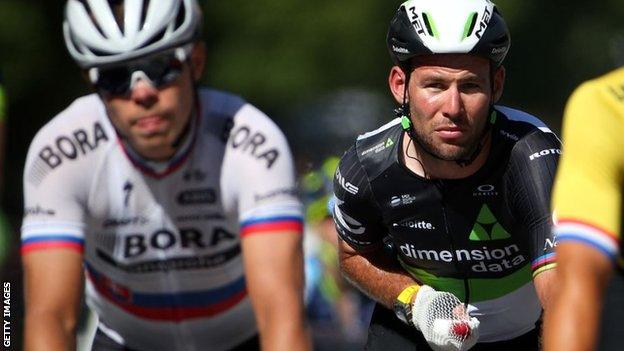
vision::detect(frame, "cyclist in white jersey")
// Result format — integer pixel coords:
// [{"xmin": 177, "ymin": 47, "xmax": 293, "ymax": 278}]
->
[{"xmin": 21, "ymin": 1, "xmax": 311, "ymax": 350}]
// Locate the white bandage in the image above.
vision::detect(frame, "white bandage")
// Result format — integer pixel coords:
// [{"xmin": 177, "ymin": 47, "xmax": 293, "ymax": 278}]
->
[{"xmin": 411, "ymin": 285, "xmax": 480, "ymax": 351}]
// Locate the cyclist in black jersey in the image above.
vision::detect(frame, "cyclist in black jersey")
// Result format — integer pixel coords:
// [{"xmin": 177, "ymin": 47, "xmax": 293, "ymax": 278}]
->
[{"xmin": 333, "ymin": 1, "xmax": 559, "ymax": 350}]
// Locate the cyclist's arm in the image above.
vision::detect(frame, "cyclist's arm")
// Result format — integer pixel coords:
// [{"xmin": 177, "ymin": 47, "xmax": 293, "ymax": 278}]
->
[
  {"xmin": 21, "ymin": 121, "xmax": 89, "ymax": 351},
  {"xmin": 225, "ymin": 104, "xmax": 311, "ymax": 350},
  {"xmin": 333, "ymin": 146, "xmax": 418, "ymax": 308},
  {"xmin": 241, "ymin": 230, "xmax": 310, "ymax": 351},
  {"xmin": 23, "ymin": 250, "xmax": 83, "ymax": 351},
  {"xmin": 506, "ymin": 129, "xmax": 561, "ymax": 310},
  {"xmin": 339, "ymin": 238, "xmax": 419, "ymax": 308},
  {"xmin": 544, "ymin": 79, "xmax": 624, "ymax": 350},
  {"xmin": 544, "ymin": 242, "xmax": 612, "ymax": 351}
]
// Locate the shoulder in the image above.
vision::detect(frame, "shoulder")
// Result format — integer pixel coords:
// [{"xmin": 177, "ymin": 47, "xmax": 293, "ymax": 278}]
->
[
  {"xmin": 494, "ymin": 105, "xmax": 553, "ymax": 135},
  {"xmin": 350, "ymin": 118, "xmax": 403, "ymax": 180},
  {"xmin": 494, "ymin": 106, "xmax": 561, "ymax": 160},
  {"xmin": 25, "ymin": 94, "xmax": 113, "ymax": 185},
  {"xmin": 198, "ymin": 87, "xmax": 247, "ymax": 120},
  {"xmin": 28, "ymin": 94, "xmax": 111, "ymax": 150},
  {"xmin": 565, "ymin": 68, "xmax": 624, "ymax": 126},
  {"xmin": 334, "ymin": 118, "xmax": 403, "ymax": 204},
  {"xmin": 218, "ymin": 92, "xmax": 291, "ymax": 171}
]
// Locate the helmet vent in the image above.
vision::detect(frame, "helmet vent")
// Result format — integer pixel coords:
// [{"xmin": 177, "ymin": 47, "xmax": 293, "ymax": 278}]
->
[
  {"xmin": 462, "ymin": 13, "xmax": 478, "ymax": 40},
  {"xmin": 77, "ymin": 0, "xmax": 108, "ymax": 38},
  {"xmin": 139, "ymin": 0, "xmax": 152, "ymax": 30},
  {"xmin": 421, "ymin": 13, "xmax": 437, "ymax": 38},
  {"xmin": 175, "ymin": 1, "xmax": 187, "ymax": 28}
]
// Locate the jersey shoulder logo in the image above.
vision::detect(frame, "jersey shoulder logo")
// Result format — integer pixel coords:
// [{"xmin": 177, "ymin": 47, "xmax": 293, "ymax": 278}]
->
[
  {"xmin": 608, "ymin": 84, "xmax": 624, "ymax": 103},
  {"xmin": 469, "ymin": 204, "xmax": 511, "ymax": 241}
]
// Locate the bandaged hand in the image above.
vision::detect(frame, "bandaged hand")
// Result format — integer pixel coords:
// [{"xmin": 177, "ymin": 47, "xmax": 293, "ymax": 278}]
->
[{"xmin": 411, "ymin": 285, "xmax": 480, "ymax": 351}]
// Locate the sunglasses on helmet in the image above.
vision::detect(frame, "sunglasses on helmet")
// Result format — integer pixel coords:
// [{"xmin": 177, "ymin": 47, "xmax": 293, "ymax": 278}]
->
[{"xmin": 88, "ymin": 45, "xmax": 192, "ymax": 96}]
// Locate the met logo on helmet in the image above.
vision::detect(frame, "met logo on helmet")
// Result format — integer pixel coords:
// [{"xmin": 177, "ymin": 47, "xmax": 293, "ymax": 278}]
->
[
  {"xmin": 407, "ymin": 6, "xmax": 426, "ymax": 35},
  {"xmin": 475, "ymin": 7, "xmax": 492, "ymax": 39}
]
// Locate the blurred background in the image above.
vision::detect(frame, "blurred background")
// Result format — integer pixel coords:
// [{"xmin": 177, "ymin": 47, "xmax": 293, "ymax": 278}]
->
[{"xmin": 0, "ymin": 0, "xmax": 623, "ymax": 349}]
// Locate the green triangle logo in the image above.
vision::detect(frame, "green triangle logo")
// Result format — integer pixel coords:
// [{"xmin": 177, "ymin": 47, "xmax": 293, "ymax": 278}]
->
[
  {"xmin": 469, "ymin": 204, "xmax": 511, "ymax": 241},
  {"xmin": 385, "ymin": 138, "xmax": 394, "ymax": 148}
]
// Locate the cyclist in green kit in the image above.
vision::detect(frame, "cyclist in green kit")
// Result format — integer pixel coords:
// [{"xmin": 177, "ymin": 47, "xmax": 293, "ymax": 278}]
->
[{"xmin": 333, "ymin": 0, "xmax": 558, "ymax": 349}]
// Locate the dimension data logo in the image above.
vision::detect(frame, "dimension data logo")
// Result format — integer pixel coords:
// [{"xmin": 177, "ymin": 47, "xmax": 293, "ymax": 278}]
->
[
  {"xmin": 361, "ymin": 138, "xmax": 395, "ymax": 156},
  {"xmin": 469, "ymin": 204, "xmax": 511, "ymax": 241}
]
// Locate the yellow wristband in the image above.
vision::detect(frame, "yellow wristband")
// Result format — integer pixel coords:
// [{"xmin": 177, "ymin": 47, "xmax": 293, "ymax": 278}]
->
[{"xmin": 397, "ymin": 284, "xmax": 420, "ymax": 304}]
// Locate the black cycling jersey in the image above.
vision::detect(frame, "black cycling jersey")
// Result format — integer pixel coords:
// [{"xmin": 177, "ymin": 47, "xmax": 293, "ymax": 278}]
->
[{"xmin": 333, "ymin": 105, "xmax": 559, "ymax": 343}]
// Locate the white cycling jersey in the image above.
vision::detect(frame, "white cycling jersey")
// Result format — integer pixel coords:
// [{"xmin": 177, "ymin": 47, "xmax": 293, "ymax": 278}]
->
[{"xmin": 21, "ymin": 88, "xmax": 303, "ymax": 351}]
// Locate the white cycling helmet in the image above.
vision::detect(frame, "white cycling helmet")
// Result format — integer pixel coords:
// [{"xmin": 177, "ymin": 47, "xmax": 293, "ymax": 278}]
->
[
  {"xmin": 387, "ymin": 0, "xmax": 510, "ymax": 67},
  {"xmin": 63, "ymin": 0, "xmax": 202, "ymax": 68}
]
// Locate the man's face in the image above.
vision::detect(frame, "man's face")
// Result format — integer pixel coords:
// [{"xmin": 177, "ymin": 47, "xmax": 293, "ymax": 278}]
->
[
  {"xmin": 99, "ymin": 46, "xmax": 204, "ymax": 161},
  {"xmin": 405, "ymin": 54, "xmax": 500, "ymax": 161}
]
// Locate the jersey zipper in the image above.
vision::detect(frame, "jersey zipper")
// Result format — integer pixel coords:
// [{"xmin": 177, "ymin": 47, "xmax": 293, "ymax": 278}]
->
[{"xmin": 436, "ymin": 180, "xmax": 471, "ymax": 305}]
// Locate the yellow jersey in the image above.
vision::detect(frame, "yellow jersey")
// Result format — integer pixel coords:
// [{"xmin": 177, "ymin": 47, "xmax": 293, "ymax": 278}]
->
[{"xmin": 552, "ymin": 67, "xmax": 624, "ymax": 262}]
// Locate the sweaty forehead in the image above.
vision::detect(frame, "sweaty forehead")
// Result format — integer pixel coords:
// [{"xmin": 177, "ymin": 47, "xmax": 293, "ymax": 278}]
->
[{"xmin": 410, "ymin": 54, "xmax": 490, "ymax": 77}]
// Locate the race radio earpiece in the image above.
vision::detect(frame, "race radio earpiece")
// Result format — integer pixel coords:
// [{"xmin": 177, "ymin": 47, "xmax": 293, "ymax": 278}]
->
[{"xmin": 400, "ymin": 115, "xmax": 411, "ymax": 131}]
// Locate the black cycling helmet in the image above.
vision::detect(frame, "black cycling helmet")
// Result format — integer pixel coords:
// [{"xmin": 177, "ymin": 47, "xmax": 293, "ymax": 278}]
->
[{"xmin": 387, "ymin": 0, "xmax": 510, "ymax": 67}]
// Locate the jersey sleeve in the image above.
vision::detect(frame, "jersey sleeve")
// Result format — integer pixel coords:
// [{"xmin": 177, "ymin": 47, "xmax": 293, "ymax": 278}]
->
[
  {"xmin": 332, "ymin": 145, "xmax": 386, "ymax": 252},
  {"xmin": 222, "ymin": 104, "xmax": 302, "ymax": 237},
  {"xmin": 506, "ymin": 130, "xmax": 561, "ymax": 277},
  {"xmin": 552, "ymin": 80, "xmax": 624, "ymax": 262},
  {"xmin": 21, "ymin": 121, "xmax": 90, "ymax": 254}
]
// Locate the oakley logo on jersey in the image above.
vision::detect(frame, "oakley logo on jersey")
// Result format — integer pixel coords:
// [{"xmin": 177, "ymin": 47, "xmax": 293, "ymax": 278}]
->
[
  {"xmin": 529, "ymin": 148, "xmax": 561, "ymax": 161},
  {"xmin": 333, "ymin": 203, "xmax": 365, "ymax": 235},
  {"xmin": 400, "ymin": 243, "xmax": 526, "ymax": 273},
  {"xmin": 335, "ymin": 169, "xmax": 359, "ymax": 195},
  {"xmin": 473, "ymin": 184, "xmax": 498, "ymax": 197},
  {"xmin": 38, "ymin": 121, "xmax": 109, "ymax": 171},
  {"xmin": 230, "ymin": 125, "xmax": 279, "ymax": 169},
  {"xmin": 123, "ymin": 227, "xmax": 236, "ymax": 258}
]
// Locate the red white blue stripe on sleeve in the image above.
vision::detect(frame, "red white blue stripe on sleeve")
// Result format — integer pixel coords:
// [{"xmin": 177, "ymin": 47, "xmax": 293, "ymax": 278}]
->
[
  {"xmin": 21, "ymin": 235, "xmax": 84, "ymax": 254},
  {"xmin": 21, "ymin": 222, "xmax": 85, "ymax": 254},
  {"xmin": 555, "ymin": 219, "xmax": 619, "ymax": 260},
  {"xmin": 240, "ymin": 216, "xmax": 303, "ymax": 237},
  {"xmin": 239, "ymin": 204, "xmax": 303, "ymax": 237}
]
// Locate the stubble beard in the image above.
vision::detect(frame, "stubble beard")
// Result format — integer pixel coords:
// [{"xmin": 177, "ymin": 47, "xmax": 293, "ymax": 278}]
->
[{"xmin": 411, "ymin": 124, "xmax": 484, "ymax": 162}]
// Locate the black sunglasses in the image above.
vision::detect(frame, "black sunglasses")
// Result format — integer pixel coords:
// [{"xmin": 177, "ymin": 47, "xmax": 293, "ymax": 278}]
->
[{"xmin": 88, "ymin": 46, "xmax": 191, "ymax": 96}]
